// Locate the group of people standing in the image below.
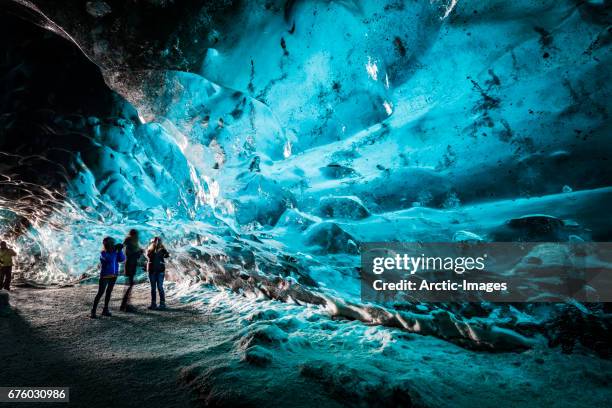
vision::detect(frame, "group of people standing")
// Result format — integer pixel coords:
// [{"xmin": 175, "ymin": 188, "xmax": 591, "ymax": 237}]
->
[
  {"xmin": 0, "ymin": 232, "xmax": 169, "ymax": 316},
  {"xmin": 91, "ymin": 229, "xmax": 170, "ymax": 318}
]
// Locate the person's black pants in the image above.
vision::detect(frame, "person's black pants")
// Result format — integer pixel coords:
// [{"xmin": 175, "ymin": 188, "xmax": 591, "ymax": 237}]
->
[
  {"xmin": 0, "ymin": 266, "xmax": 12, "ymax": 290},
  {"xmin": 121, "ymin": 274, "xmax": 135, "ymax": 309},
  {"xmin": 92, "ymin": 276, "xmax": 116, "ymax": 312}
]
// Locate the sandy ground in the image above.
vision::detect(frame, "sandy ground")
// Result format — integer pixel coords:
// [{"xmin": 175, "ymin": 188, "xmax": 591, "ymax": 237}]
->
[{"xmin": 0, "ymin": 284, "xmax": 226, "ymax": 408}]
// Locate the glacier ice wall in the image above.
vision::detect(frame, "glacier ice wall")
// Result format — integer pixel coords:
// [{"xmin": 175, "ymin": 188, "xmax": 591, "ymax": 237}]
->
[{"xmin": 1, "ymin": 0, "xmax": 611, "ymax": 351}]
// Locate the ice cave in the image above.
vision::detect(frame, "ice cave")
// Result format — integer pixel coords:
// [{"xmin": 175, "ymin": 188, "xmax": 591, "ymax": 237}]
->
[{"xmin": 0, "ymin": 1, "xmax": 611, "ymax": 407}]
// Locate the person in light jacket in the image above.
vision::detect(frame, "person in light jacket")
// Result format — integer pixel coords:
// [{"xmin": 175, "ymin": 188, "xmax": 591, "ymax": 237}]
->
[{"xmin": 0, "ymin": 241, "xmax": 17, "ymax": 291}]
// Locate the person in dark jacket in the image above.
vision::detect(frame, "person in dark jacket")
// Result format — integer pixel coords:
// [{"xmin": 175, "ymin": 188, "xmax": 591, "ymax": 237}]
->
[
  {"xmin": 120, "ymin": 229, "xmax": 143, "ymax": 312},
  {"xmin": 146, "ymin": 237, "xmax": 169, "ymax": 310},
  {"xmin": 91, "ymin": 237, "xmax": 125, "ymax": 318}
]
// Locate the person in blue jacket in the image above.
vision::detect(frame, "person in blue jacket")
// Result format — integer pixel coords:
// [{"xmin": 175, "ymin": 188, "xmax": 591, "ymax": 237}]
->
[{"xmin": 91, "ymin": 236, "xmax": 125, "ymax": 318}]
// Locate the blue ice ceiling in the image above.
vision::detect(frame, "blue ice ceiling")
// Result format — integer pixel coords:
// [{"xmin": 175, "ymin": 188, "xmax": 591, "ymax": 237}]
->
[{"xmin": 1, "ymin": 0, "xmax": 611, "ymax": 350}]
